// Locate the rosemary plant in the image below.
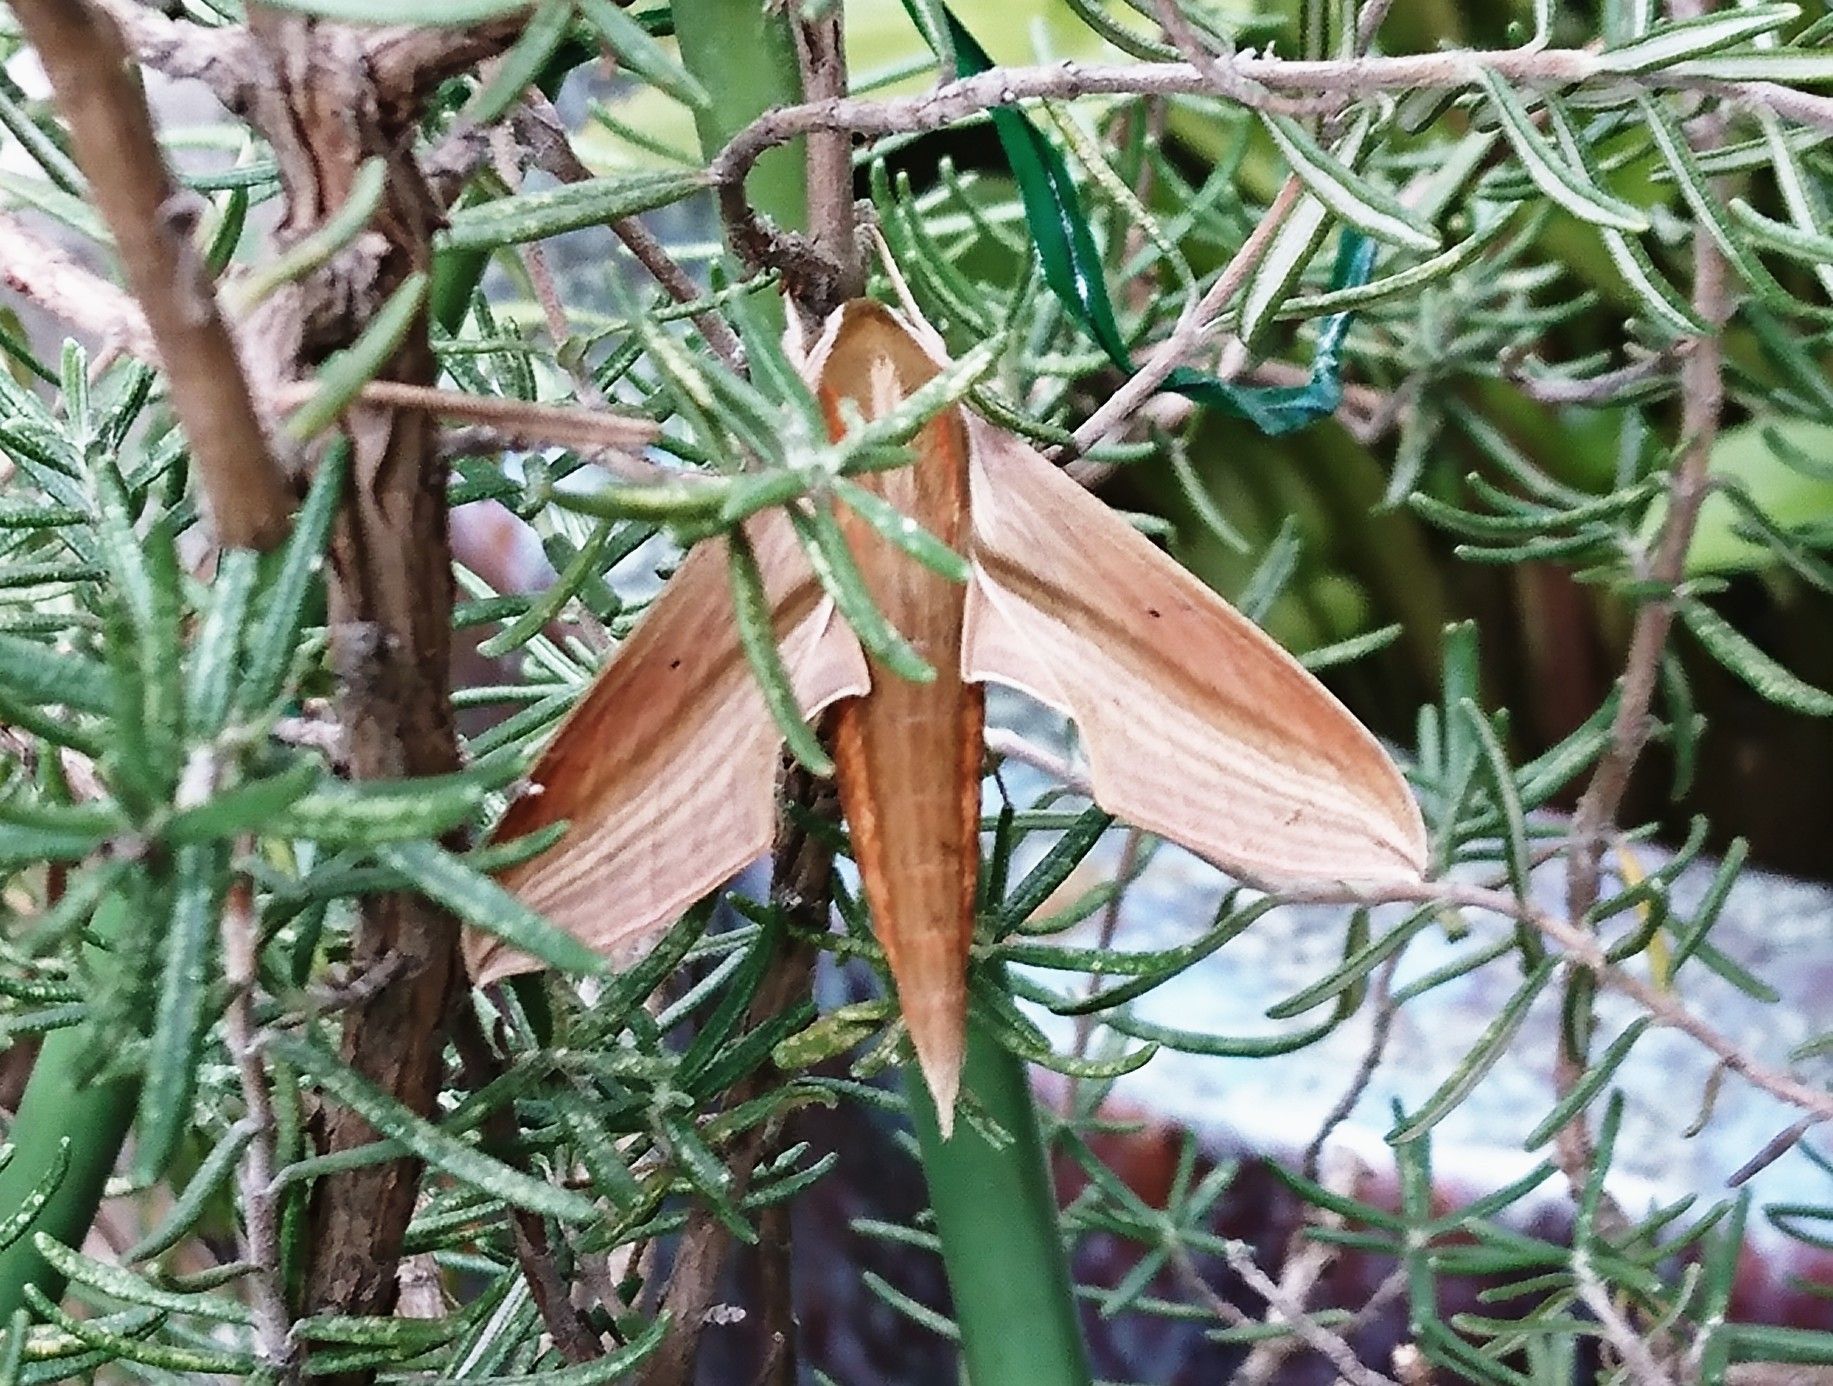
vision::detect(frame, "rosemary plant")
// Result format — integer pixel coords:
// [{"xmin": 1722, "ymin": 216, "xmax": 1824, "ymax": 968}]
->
[{"xmin": 0, "ymin": 1, "xmax": 1825, "ymax": 1383}]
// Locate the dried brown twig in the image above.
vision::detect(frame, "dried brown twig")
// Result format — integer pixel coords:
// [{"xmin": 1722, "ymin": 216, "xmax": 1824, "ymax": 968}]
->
[{"xmin": 9, "ymin": 0, "xmax": 294, "ymax": 552}]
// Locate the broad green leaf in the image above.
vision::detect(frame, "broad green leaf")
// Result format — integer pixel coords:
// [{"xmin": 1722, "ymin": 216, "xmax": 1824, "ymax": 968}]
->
[{"xmin": 909, "ymin": 5, "xmax": 1375, "ymax": 435}]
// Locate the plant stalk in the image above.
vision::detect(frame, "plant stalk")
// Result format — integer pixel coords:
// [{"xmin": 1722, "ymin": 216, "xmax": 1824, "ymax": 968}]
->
[{"xmin": 905, "ymin": 1011, "xmax": 1094, "ymax": 1386}]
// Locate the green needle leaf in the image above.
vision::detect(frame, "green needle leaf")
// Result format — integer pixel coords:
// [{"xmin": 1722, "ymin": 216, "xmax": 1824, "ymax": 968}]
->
[
  {"xmin": 577, "ymin": 0, "xmax": 712, "ymax": 111},
  {"xmin": 725, "ymin": 527, "xmax": 835, "ymax": 777},
  {"xmin": 438, "ymin": 170, "xmax": 709, "ymax": 252},
  {"xmin": 1681, "ymin": 600, "xmax": 1833, "ymax": 715},
  {"xmin": 269, "ymin": 1030, "xmax": 603, "ymax": 1222},
  {"xmin": 1261, "ymin": 113, "xmax": 1441, "ymax": 253},
  {"xmin": 1475, "ymin": 69, "xmax": 1649, "ymax": 233},
  {"xmin": 378, "ymin": 838, "xmax": 610, "ymax": 977}
]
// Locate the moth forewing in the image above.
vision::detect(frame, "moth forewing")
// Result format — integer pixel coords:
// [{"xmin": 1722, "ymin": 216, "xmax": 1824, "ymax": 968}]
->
[
  {"xmin": 470, "ymin": 510, "xmax": 868, "ymax": 987},
  {"xmin": 960, "ymin": 413, "xmax": 1428, "ymax": 888}
]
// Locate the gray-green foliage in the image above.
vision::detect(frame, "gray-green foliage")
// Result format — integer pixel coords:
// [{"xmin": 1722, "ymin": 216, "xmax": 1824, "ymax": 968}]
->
[{"xmin": 0, "ymin": 0, "xmax": 1828, "ymax": 1381}]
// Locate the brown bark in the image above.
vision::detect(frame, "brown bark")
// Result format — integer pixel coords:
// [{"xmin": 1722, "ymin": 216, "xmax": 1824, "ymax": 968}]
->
[{"xmin": 241, "ymin": 16, "xmax": 465, "ymax": 1378}]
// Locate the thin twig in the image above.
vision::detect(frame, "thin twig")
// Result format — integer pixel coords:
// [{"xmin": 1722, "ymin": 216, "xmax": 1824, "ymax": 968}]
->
[
  {"xmin": 1301, "ymin": 958, "xmax": 1400, "ymax": 1181},
  {"xmin": 1149, "ymin": 0, "xmax": 1318, "ymax": 114},
  {"xmin": 1357, "ymin": 0, "xmax": 1400, "ymax": 48},
  {"xmin": 1568, "ymin": 24, "xmax": 1732, "ymax": 927},
  {"xmin": 1560, "ymin": 54, "xmax": 1733, "ymax": 1198},
  {"xmin": 488, "ymin": 128, "xmax": 602, "ymax": 406},
  {"xmin": 275, "ymin": 379, "xmax": 662, "ymax": 473},
  {"xmin": 1501, "ymin": 345, "xmax": 1690, "ymax": 406},
  {"xmin": 1574, "ymin": 1249, "xmax": 1681, "ymax": 1386},
  {"xmin": 1235, "ymin": 1146, "xmax": 1369, "ymax": 1386},
  {"xmin": 985, "ymin": 728, "xmax": 1091, "ymax": 796},
  {"xmin": 709, "ymin": 53, "xmax": 1833, "ymax": 220},
  {"xmin": 89, "ymin": 0, "xmax": 258, "ymax": 101},
  {"xmin": 223, "ymin": 875, "xmax": 300, "ymax": 1384},
  {"xmin": 1221, "ymin": 1239, "xmax": 1399, "ymax": 1386},
  {"xmin": 793, "ymin": 7, "xmax": 864, "ymax": 315},
  {"xmin": 0, "ymin": 214, "xmax": 151, "ymax": 356},
  {"xmin": 10, "ymin": 0, "xmax": 294, "ymax": 551},
  {"xmin": 748, "ymin": 1202, "xmax": 798, "ymax": 1386},
  {"xmin": 1294, "ymin": 877, "xmax": 1833, "ymax": 1126},
  {"xmin": 1071, "ymin": 179, "xmax": 1301, "ymax": 455},
  {"xmin": 508, "ymin": 97, "xmax": 749, "ymax": 373}
]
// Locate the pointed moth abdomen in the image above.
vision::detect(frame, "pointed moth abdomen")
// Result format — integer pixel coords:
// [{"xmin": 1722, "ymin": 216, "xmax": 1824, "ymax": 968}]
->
[{"xmin": 818, "ymin": 302, "xmax": 983, "ymax": 1133}]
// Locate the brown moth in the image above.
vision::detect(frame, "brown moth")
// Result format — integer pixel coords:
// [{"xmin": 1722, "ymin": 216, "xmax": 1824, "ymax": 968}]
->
[{"xmin": 469, "ymin": 299, "xmax": 1428, "ymax": 1135}]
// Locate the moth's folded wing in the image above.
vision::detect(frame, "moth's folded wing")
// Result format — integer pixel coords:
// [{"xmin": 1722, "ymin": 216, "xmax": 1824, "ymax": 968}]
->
[
  {"xmin": 961, "ymin": 417, "xmax": 1426, "ymax": 888},
  {"xmin": 470, "ymin": 515, "xmax": 869, "ymax": 985}
]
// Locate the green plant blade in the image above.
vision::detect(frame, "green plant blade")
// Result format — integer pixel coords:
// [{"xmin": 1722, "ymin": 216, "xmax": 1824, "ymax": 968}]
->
[{"xmin": 908, "ymin": 4, "xmax": 1376, "ymax": 437}]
